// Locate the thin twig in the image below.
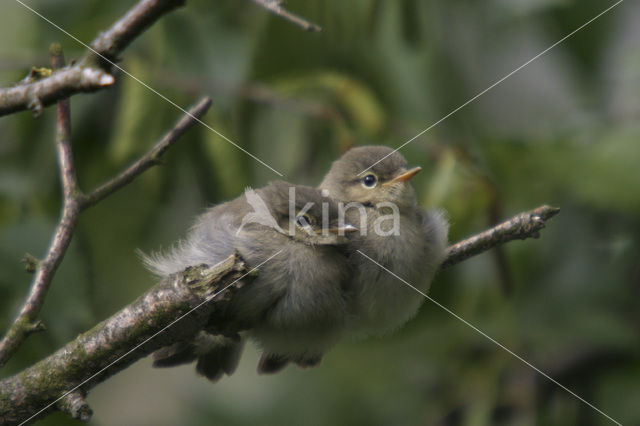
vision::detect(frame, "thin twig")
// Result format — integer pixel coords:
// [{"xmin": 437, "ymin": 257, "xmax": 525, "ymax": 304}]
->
[
  {"xmin": 50, "ymin": 44, "xmax": 80, "ymax": 199},
  {"xmin": 0, "ymin": 0, "xmax": 184, "ymax": 117},
  {"xmin": 0, "ymin": 96, "xmax": 212, "ymax": 368},
  {"xmin": 441, "ymin": 205, "xmax": 560, "ymax": 269},
  {"xmin": 251, "ymin": 0, "xmax": 322, "ymax": 32},
  {"xmin": 89, "ymin": 0, "xmax": 186, "ymax": 64},
  {"xmin": 0, "ymin": 46, "xmax": 81, "ymax": 368},
  {"xmin": 81, "ymin": 96, "xmax": 212, "ymax": 208}
]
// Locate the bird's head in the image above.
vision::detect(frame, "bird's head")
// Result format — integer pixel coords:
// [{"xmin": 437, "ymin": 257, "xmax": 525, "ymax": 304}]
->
[
  {"xmin": 259, "ymin": 181, "xmax": 358, "ymax": 245},
  {"xmin": 319, "ymin": 146, "xmax": 421, "ymax": 211}
]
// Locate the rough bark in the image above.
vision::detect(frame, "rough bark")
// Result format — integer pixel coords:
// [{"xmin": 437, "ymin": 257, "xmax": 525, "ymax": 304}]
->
[
  {"xmin": 0, "ymin": 206, "xmax": 560, "ymax": 424},
  {"xmin": 0, "ymin": 254, "xmax": 248, "ymax": 425}
]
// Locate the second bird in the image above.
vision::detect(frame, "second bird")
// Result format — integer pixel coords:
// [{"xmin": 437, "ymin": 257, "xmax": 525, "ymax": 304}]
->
[
  {"xmin": 144, "ymin": 181, "xmax": 356, "ymax": 379},
  {"xmin": 320, "ymin": 146, "xmax": 449, "ymax": 337}
]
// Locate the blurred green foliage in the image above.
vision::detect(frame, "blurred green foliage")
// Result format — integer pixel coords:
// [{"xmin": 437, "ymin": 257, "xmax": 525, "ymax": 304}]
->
[{"xmin": 1, "ymin": 0, "xmax": 639, "ymax": 425}]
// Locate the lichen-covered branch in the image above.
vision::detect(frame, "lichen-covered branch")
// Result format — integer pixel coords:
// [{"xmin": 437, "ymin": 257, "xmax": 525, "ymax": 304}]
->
[
  {"xmin": 0, "ymin": 97, "xmax": 211, "ymax": 368},
  {"xmin": 0, "ymin": 0, "xmax": 185, "ymax": 117},
  {"xmin": 251, "ymin": 0, "xmax": 322, "ymax": 32},
  {"xmin": 56, "ymin": 391, "xmax": 92, "ymax": 423},
  {"xmin": 0, "ymin": 254, "xmax": 249, "ymax": 425},
  {"xmin": 441, "ymin": 205, "xmax": 560, "ymax": 269},
  {"xmin": 0, "ymin": 205, "xmax": 559, "ymax": 424},
  {"xmin": 50, "ymin": 45, "xmax": 79, "ymax": 200}
]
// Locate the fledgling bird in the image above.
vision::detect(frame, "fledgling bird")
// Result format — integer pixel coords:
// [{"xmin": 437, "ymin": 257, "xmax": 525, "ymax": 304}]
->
[
  {"xmin": 319, "ymin": 146, "xmax": 449, "ymax": 336},
  {"xmin": 144, "ymin": 181, "xmax": 356, "ymax": 380}
]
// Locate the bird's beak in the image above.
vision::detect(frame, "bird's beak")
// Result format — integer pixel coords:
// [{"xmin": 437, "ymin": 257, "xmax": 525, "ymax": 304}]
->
[
  {"xmin": 383, "ymin": 166, "xmax": 422, "ymax": 185},
  {"xmin": 324, "ymin": 223, "xmax": 359, "ymax": 235}
]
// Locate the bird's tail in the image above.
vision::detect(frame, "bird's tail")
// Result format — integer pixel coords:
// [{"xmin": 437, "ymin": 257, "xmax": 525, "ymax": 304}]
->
[
  {"xmin": 257, "ymin": 352, "xmax": 323, "ymax": 374},
  {"xmin": 153, "ymin": 332, "xmax": 244, "ymax": 383}
]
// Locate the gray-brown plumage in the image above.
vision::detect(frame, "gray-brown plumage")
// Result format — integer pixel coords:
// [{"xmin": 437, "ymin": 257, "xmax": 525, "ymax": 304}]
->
[
  {"xmin": 319, "ymin": 146, "xmax": 449, "ymax": 336},
  {"xmin": 144, "ymin": 181, "xmax": 356, "ymax": 379}
]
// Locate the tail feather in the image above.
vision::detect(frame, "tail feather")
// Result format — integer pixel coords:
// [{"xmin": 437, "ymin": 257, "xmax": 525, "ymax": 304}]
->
[
  {"xmin": 153, "ymin": 342, "xmax": 197, "ymax": 368},
  {"xmin": 195, "ymin": 339, "xmax": 244, "ymax": 382},
  {"xmin": 257, "ymin": 353, "xmax": 290, "ymax": 374},
  {"xmin": 257, "ymin": 353, "xmax": 324, "ymax": 374},
  {"xmin": 295, "ymin": 355, "xmax": 323, "ymax": 369},
  {"xmin": 153, "ymin": 332, "xmax": 244, "ymax": 383}
]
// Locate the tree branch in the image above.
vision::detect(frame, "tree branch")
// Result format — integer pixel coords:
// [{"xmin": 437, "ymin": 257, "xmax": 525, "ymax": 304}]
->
[
  {"xmin": 0, "ymin": 66, "xmax": 115, "ymax": 117},
  {"xmin": 0, "ymin": 254, "xmax": 249, "ymax": 425},
  {"xmin": 0, "ymin": 47, "xmax": 81, "ymax": 368},
  {"xmin": 0, "ymin": 204, "xmax": 559, "ymax": 423},
  {"xmin": 51, "ymin": 44, "xmax": 80, "ymax": 200},
  {"xmin": 0, "ymin": 0, "xmax": 185, "ymax": 117},
  {"xmin": 441, "ymin": 205, "xmax": 560, "ymax": 269},
  {"xmin": 0, "ymin": 97, "xmax": 212, "ymax": 368},
  {"xmin": 89, "ymin": 0, "xmax": 186, "ymax": 65},
  {"xmin": 0, "ymin": 0, "xmax": 324, "ymax": 117},
  {"xmin": 56, "ymin": 391, "xmax": 92, "ymax": 423},
  {"xmin": 251, "ymin": 0, "xmax": 322, "ymax": 32},
  {"xmin": 81, "ymin": 96, "xmax": 212, "ymax": 208}
]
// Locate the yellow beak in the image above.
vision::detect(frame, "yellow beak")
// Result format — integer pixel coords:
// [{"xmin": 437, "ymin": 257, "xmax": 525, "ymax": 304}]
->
[{"xmin": 383, "ymin": 166, "xmax": 422, "ymax": 185}]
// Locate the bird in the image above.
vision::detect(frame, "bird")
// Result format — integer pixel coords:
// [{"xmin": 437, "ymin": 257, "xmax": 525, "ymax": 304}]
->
[
  {"xmin": 143, "ymin": 181, "xmax": 357, "ymax": 380},
  {"xmin": 319, "ymin": 145, "xmax": 449, "ymax": 337}
]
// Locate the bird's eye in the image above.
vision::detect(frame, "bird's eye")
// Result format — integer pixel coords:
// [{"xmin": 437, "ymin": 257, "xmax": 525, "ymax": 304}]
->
[
  {"xmin": 295, "ymin": 214, "xmax": 313, "ymax": 228},
  {"xmin": 362, "ymin": 174, "xmax": 378, "ymax": 188}
]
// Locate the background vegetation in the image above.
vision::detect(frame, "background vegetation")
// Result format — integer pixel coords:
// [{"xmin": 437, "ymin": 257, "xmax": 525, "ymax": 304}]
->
[{"xmin": 1, "ymin": 0, "xmax": 638, "ymax": 424}]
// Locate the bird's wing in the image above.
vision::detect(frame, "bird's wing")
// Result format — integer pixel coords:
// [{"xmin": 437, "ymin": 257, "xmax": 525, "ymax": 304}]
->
[{"xmin": 237, "ymin": 187, "xmax": 283, "ymax": 234}]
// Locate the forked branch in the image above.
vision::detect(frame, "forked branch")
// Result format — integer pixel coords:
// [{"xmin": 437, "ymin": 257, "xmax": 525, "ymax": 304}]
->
[{"xmin": 0, "ymin": 96, "xmax": 212, "ymax": 368}]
